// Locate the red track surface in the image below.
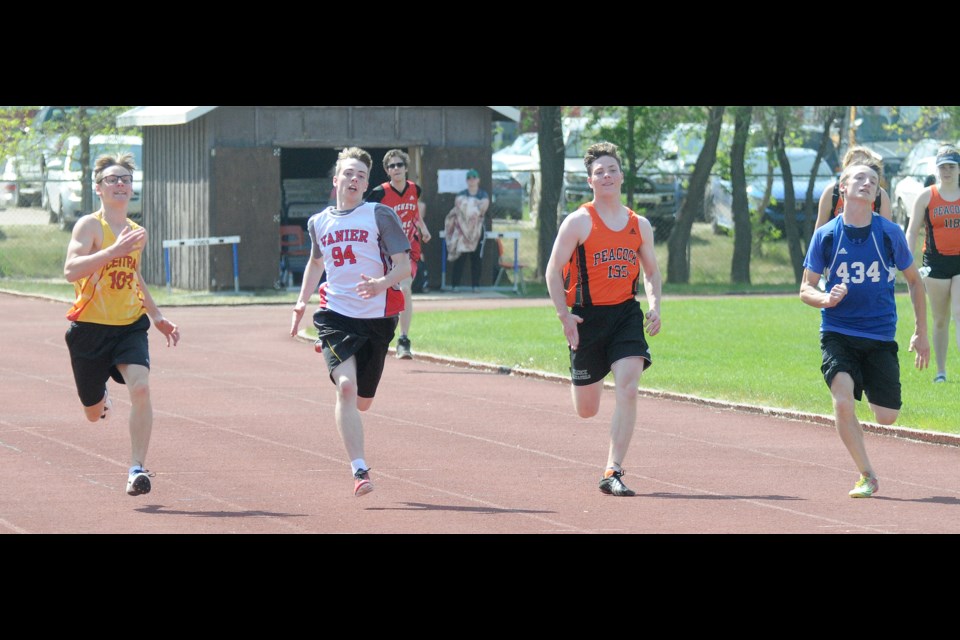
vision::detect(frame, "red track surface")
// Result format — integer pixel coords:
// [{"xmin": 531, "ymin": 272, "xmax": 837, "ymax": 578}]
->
[{"xmin": 2, "ymin": 292, "xmax": 959, "ymax": 534}]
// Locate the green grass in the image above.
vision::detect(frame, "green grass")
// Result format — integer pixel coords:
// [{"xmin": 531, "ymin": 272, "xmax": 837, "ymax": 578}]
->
[
  {"xmin": 393, "ymin": 296, "xmax": 958, "ymax": 435},
  {"xmin": 0, "ymin": 224, "xmax": 70, "ymax": 279}
]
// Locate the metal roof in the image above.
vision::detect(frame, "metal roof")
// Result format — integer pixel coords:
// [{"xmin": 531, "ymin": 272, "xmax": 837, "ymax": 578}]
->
[
  {"xmin": 117, "ymin": 106, "xmax": 519, "ymax": 127},
  {"xmin": 116, "ymin": 106, "xmax": 217, "ymax": 127}
]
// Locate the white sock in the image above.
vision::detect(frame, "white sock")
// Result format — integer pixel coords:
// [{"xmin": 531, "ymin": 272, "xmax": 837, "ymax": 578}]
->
[
  {"xmin": 350, "ymin": 459, "xmax": 368, "ymax": 475},
  {"xmin": 129, "ymin": 465, "xmax": 143, "ymax": 475}
]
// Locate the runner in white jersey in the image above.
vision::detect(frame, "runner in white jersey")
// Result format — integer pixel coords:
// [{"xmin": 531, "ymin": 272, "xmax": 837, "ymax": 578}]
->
[{"xmin": 290, "ymin": 147, "xmax": 411, "ymax": 497}]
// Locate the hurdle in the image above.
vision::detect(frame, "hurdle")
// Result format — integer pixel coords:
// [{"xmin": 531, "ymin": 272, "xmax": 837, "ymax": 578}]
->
[{"xmin": 162, "ymin": 235, "xmax": 241, "ymax": 293}]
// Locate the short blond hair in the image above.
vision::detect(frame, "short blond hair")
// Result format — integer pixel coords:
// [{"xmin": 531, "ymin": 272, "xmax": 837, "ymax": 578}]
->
[
  {"xmin": 842, "ymin": 145, "xmax": 883, "ymax": 179},
  {"xmin": 335, "ymin": 147, "xmax": 372, "ymax": 175}
]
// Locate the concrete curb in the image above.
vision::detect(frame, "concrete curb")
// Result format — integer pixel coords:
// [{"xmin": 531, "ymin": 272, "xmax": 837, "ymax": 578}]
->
[{"xmin": 389, "ymin": 348, "xmax": 960, "ymax": 450}]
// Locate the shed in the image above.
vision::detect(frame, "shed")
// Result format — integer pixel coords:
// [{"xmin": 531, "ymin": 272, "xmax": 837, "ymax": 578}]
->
[{"xmin": 117, "ymin": 106, "xmax": 520, "ymax": 291}]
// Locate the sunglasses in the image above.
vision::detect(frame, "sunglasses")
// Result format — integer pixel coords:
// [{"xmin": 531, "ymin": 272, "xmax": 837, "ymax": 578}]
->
[{"xmin": 387, "ymin": 162, "xmax": 406, "ymax": 170}]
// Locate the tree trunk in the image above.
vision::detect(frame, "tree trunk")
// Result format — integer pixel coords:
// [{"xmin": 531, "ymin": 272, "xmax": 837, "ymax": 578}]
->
[
  {"xmin": 624, "ymin": 106, "xmax": 636, "ymax": 209},
  {"xmin": 667, "ymin": 105, "xmax": 725, "ymax": 283},
  {"xmin": 802, "ymin": 108, "xmax": 843, "ymax": 240},
  {"xmin": 730, "ymin": 106, "xmax": 753, "ymax": 283},
  {"xmin": 536, "ymin": 107, "xmax": 564, "ymax": 279},
  {"xmin": 774, "ymin": 108, "xmax": 805, "ymax": 283}
]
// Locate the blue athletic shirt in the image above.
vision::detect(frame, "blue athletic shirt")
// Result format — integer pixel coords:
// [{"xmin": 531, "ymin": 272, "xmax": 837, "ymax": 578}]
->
[{"xmin": 803, "ymin": 214, "xmax": 914, "ymax": 341}]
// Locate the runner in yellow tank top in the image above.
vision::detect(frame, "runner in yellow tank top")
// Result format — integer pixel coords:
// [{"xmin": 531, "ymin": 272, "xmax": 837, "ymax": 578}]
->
[
  {"xmin": 546, "ymin": 141, "xmax": 662, "ymax": 497},
  {"xmin": 63, "ymin": 152, "xmax": 180, "ymax": 497},
  {"xmin": 67, "ymin": 212, "xmax": 147, "ymax": 324}
]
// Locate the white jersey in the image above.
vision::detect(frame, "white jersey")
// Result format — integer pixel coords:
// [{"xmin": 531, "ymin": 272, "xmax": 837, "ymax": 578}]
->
[{"xmin": 307, "ymin": 201, "xmax": 409, "ymax": 319}]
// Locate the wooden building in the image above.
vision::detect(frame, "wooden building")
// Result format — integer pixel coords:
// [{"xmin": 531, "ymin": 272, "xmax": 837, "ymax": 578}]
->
[{"xmin": 116, "ymin": 106, "xmax": 521, "ymax": 291}]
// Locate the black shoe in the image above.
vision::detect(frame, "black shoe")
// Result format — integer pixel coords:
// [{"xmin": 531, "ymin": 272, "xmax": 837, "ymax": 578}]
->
[
  {"xmin": 599, "ymin": 469, "xmax": 635, "ymax": 496},
  {"xmin": 396, "ymin": 336, "xmax": 413, "ymax": 360}
]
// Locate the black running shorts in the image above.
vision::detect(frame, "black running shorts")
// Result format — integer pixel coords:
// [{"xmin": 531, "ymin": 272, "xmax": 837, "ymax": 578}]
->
[
  {"xmin": 923, "ymin": 253, "xmax": 960, "ymax": 280},
  {"xmin": 820, "ymin": 331, "xmax": 901, "ymax": 410},
  {"xmin": 65, "ymin": 314, "xmax": 151, "ymax": 407},
  {"xmin": 313, "ymin": 308, "xmax": 398, "ymax": 399},
  {"xmin": 569, "ymin": 299, "xmax": 652, "ymax": 387}
]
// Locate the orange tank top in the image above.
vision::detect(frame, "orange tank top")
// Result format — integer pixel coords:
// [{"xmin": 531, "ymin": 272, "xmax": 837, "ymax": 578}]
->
[
  {"xmin": 924, "ymin": 185, "xmax": 960, "ymax": 256},
  {"xmin": 563, "ymin": 203, "xmax": 643, "ymax": 307},
  {"xmin": 66, "ymin": 212, "xmax": 147, "ymax": 324}
]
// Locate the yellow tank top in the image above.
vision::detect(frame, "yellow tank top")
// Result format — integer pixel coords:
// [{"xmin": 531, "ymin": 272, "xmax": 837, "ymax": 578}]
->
[{"xmin": 66, "ymin": 212, "xmax": 147, "ymax": 325}]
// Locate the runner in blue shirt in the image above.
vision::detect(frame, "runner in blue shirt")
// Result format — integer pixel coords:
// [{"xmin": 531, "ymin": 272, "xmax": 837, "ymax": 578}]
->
[{"xmin": 801, "ymin": 163, "xmax": 929, "ymax": 498}]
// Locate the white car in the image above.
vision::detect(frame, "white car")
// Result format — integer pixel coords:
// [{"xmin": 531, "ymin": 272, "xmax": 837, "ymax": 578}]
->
[
  {"xmin": 1, "ymin": 155, "xmax": 43, "ymax": 208},
  {"xmin": 890, "ymin": 138, "xmax": 946, "ymax": 228},
  {"xmin": 493, "ymin": 131, "xmax": 538, "ymax": 190},
  {"xmin": 44, "ymin": 134, "xmax": 142, "ymax": 230}
]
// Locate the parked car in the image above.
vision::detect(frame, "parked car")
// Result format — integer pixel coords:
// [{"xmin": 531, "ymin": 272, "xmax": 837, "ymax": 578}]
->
[
  {"xmin": 27, "ymin": 106, "xmax": 104, "ymax": 166},
  {"xmin": 890, "ymin": 138, "xmax": 948, "ymax": 228},
  {"xmin": 493, "ymin": 131, "xmax": 538, "ymax": 190},
  {"xmin": 1, "ymin": 155, "xmax": 44, "ymax": 208},
  {"xmin": 843, "ymin": 111, "xmax": 915, "ymax": 186},
  {"xmin": 490, "ymin": 159, "xmax": 524, "ymax": 220},
  {"xmin": 44, "ymin": 134, "xmax": 142, "ymax": 230},
  {"xmin": 705, "ymin": 146, "xmax": 837, "ymax": 232}
]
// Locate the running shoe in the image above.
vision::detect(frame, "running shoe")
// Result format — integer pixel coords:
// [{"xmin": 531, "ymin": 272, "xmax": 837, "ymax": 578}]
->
[
  {"xmin": 126, "ymin": 468, "xmax": 155, "ymax": 496},
  {"xmin": 396, "ymin": 336, "xmax": 412, "ymax": 360},
  {"xmin": 100, "ymin": 388, "xmax": 112, "ymax": 421},
  {"xmin": 848, "ymin": 473, "xmax": 878, "ymax": 498},
  {"xmin": 354, "ymin": 468, "xmax": 374, "ymax": 497},
  {"xmin": 599, "ymin": 468, "xmax": 636, "ymax": 497}
]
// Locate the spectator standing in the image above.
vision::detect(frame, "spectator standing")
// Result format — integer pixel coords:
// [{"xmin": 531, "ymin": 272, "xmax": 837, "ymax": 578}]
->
[
  {"xmin": 367, "ymin": 149, "xmax": 430, "ymax": 359},
  {"xmin": 444, "ymin": 169, "xmax": 488, "ymax": 292}
]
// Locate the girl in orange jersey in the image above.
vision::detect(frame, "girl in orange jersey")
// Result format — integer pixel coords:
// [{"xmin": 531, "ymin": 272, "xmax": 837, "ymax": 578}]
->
[
  {"xmin": 906, "ymin": 145, "xmax": 960, "ymax": 383},
  {"xmin": 545, "ymin": 141, "xmax": 662, "ymax": 497},
  {"xmin": 814, "ymin": 145, "xmax": 893, "ymax": 231}
]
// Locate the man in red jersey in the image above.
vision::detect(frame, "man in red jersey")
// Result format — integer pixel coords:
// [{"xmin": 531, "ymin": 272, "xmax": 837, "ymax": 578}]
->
[{"xmin": 367, "ymin": 149, "xmax": 430, "ymax": 360}]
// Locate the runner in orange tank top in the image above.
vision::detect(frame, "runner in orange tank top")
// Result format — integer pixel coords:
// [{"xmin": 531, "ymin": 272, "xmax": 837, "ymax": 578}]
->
[
  {"xmin": 546, "ymin": 141, "xmax": 662, "ymax": 497},
  {"xmin": 906, "ymin": 144, "xmax": 960, "ymax": 383}
]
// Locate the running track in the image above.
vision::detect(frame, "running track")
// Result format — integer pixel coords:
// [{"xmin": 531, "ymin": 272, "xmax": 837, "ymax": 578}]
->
[{"xmin": 2, "ymin": 292, "xmax": 959, "ymax": 534}]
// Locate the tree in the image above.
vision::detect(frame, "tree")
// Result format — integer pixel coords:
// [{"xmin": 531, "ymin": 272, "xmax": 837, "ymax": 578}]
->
[
  {"xmin": 729, "ymin": 106, "xmax": 753, "ymax": 284},
  {"xmin": 587, "ymin": 106, "xmax": 688, "ymax": 210},
  {"xmin": 799, "ymin": 107, "xmax": 844, "ymax": 240},
  {"xmin": 774, "ymin": 107, "xmax": 805, "ymax": 283},
  {"xmin": 1, "ymin": 106, "xmax": 138, "ymax": 216},
  {"xmin": 667, "ymin": 106, "xmax": 725, "ymax": 283},
  {"xmin": 536, "ymin": 107, "xmax": 564, "ymax": 279}
]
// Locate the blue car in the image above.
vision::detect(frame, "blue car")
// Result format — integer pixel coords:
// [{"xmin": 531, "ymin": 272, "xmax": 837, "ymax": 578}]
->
[{"xmin": 705, "ymin": 146, "xmax": 837, "ymax": 233}]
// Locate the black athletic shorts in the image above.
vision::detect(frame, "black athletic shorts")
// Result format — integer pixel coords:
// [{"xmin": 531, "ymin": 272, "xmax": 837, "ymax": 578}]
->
[
  {"xmin": 923, "ymin": 253, "xmax": 960, "ymax": 280},
  {"xmin": 820, "ymin": 331, "xmax": 901, "ymax": 410},
  {"xmin": 313, "ymin": 308, "xmax": 398, "ymax": 399},
  {"xmin": 569, "ymin": 299, "xmax": 652, "ymax": 387},
  {"xmin": 65, "ymin": 314, "xmax": 151, "ymax": 407}
]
